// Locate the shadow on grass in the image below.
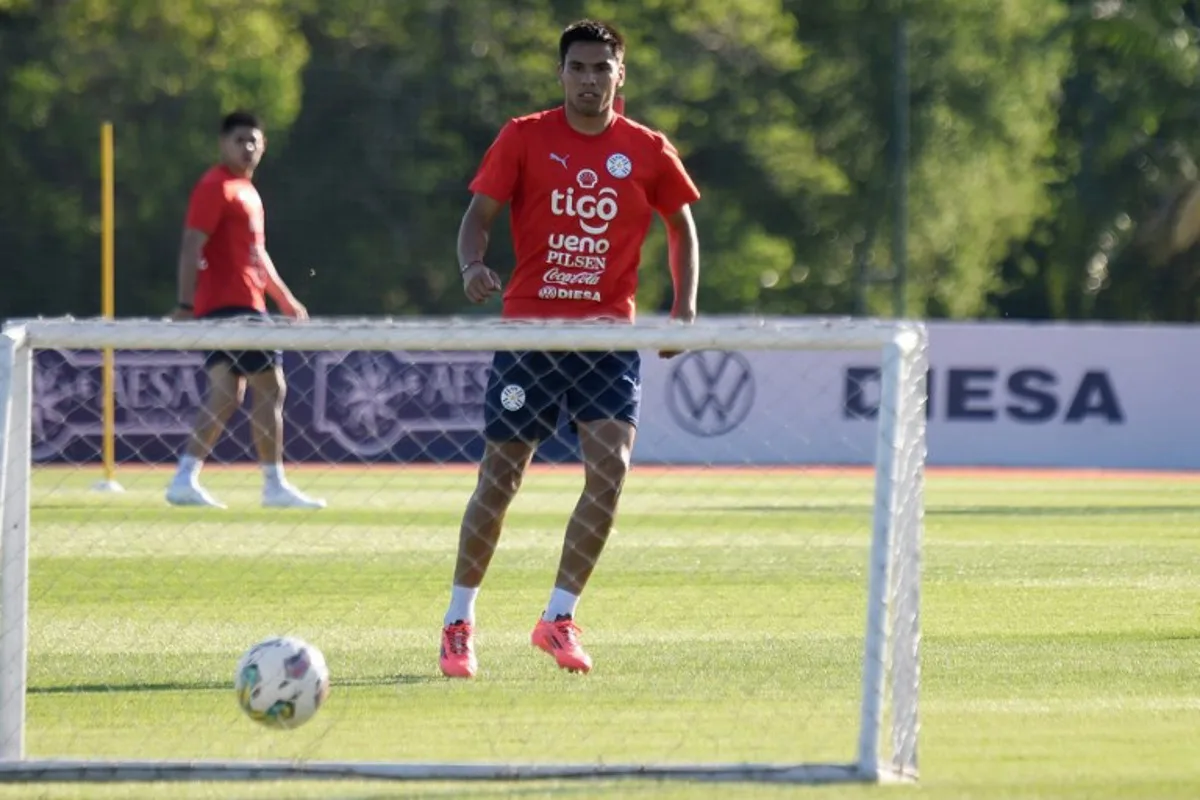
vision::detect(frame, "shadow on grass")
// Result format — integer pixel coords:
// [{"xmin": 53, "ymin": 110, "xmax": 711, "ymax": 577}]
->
[
  {"xmin": 932, "ymin": 505, "xmax": 1200, "ymax": 517},
  {"xmin": 331, "ymin": 783, "xmax": 752, "ymax": 800},
  {"xmin": 29, "ymin": 674, "xmax": 438, "ymax": 695},
  {"xmin": 710, "ymin": 504, "xmax": 1200, "ymax": 516},
  {"xmin": 278, "ymin": 777, "xmax": 807, "ymax": 800},
  {"xmin": 326, "ymin": 786, "xmax": 655, "ymax": 800}
]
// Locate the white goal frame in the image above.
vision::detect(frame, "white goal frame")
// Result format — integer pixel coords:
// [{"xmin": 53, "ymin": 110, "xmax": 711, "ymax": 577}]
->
[{"xmin": 0, "ymin": 315, "xmax": 926, "ymax": 787}]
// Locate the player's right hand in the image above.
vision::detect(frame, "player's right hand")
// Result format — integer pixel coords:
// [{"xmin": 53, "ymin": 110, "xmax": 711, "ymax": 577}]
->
[
  {"xmin": 659, "ymin": 305, "xmax": 697, "ymax": 359},
  {"xmin": 169, "ymin": 305, "xmax": 194, "ymax": 321},
  {"xmin": 462, "ymin": 262, "xmax": 502, "ymax": 304}
]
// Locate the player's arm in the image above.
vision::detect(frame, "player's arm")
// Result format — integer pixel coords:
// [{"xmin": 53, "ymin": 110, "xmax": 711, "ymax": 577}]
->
[
  {"xmin": 458, "ymin": 193, "xmax": 505, "ymax": 304},
  {"xmin": 257, "ymin": 248, "xmax": 308, "ymax": 320},
  {"xmin": 176, "ymin": 179, "xmax": 224, "ymax": 320},
  {"xmin": 175, "ymin": 228, "xmax": 207, "ymax": 319},
  {"xmin": 652, "ymin": 134, "xmax": 702, "ymax": 327},
  {"xmin": 664, "ymin": 205, "xmax": 700, "ymax": 323},
  {"xmin": 460, "ymin": 119, "xmax": 521, "ymax": 304}
]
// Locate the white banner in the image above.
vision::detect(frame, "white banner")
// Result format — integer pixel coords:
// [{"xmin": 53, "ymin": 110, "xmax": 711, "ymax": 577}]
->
[
  {"xmin": 27, "ymin": 321, "xmax": 1196, "ymax": 469},
  {"xmin": 634, "ymin": 322, "xmax": 1199, "ymax": 470}
]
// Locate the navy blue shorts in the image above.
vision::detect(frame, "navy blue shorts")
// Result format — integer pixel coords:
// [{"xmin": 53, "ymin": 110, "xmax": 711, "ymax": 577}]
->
[
  {"xmin": 483, "ymin": 350, "xmax": 642, "ymax": 443},
  {"xmin": 198, "ymin": 306, "xmax": 282, "ymax": 376}
]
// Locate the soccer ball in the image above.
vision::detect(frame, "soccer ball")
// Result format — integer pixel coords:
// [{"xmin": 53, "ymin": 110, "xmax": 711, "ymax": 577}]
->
[{"xmin": 234, "ymin": 636, "xmax": 330, "ymax": 729}]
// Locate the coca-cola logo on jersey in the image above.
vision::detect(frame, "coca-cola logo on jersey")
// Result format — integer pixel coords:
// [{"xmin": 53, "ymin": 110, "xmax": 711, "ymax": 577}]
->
[{"xmin": 543, "ymin": 267, "xmax": 601, "ymax": 286}]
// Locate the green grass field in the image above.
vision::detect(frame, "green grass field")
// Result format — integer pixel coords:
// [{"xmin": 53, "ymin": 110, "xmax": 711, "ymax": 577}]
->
[{"xmin": 3, "ymin": 464, "xmax": 1198, "ymax": 799}]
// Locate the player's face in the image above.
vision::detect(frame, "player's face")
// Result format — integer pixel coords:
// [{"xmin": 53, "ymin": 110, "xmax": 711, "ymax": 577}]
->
[
  {"xmin": 559, "ymin": 42, "xmax": 624, "ymax": 118},
  {"xmin": 220, "ymin": 126, "xmax": 265, "ymax": 175}
]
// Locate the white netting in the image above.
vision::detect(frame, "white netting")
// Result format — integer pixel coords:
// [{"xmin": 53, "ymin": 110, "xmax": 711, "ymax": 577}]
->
[{"xmin": 0, "ymin": 316, "xmax": 924, "ymax": 787}]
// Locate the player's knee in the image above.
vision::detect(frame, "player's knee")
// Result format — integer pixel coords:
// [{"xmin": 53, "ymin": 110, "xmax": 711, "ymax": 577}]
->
[
  {"xmin": 205, "ymin": 403, "xmax": 238, "ymax": 428},
  {"xmin": 250, "ymin": 370, "xmax": 286, "ymax": 409},
  {"xmin": 584, "ymin": 449, "xmax": 630, "ymax": 500},
  {"xmin": 220, "ymin": 397, "xmax": 242, "ymax": 420},
  {"xmin": 476, "ymin": 461, "xmax": 525, "ymax": 506},
  {"xmin": 474, "ymin": 442, "xmax": 533, "ymax": 509},
  {"xmin": 206, "ymin": 388, "xmax": 241, "ymax": 423}
]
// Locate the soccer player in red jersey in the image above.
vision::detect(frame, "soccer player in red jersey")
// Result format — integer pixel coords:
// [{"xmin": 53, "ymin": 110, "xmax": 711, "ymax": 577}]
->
[
  {"xmin": 165, "ymin": 111, "xmax": 325, "ymax": 511},
  {"xmin": 439, "ymin": 20, "xmax": 701, "ymax": 677}
]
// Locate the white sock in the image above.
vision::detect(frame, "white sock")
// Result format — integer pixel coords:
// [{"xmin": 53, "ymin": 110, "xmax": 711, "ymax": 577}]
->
[
  {"xmin": 543, "ymin": 588, "xmax": 580, "ymax": 622},
  {"xmin": 445, "ymin": 585, "xmax": 479, "ymax": 626},
  {"xmin": 176, "ymin": 455, "xmax": 201, "ymax": 481},
  {"xmin": 262, "ymin": 462, "xmax": 285, "ymax": 487}
]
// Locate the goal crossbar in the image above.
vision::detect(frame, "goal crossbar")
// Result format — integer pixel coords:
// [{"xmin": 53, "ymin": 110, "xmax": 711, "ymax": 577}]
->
[
  {"xmin": 10, "ymin": 316, "xmax": 925, "ymax": 353},
  {"xmin": 0, "ymin": 315, "xmax": 926, "ymax": 787}
]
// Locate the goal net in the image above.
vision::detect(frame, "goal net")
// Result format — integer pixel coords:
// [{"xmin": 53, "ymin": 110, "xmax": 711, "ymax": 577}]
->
[{"xmin": 0, "ymin": 315, "xmax": 925, "ymax": 789}]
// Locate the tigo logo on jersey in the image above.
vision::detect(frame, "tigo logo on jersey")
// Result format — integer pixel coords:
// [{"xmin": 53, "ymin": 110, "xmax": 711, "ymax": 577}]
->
[
  {"xmin": 550, "ymin": 187, "xmax": 618, "ymax": 235},
  {"xmin": 547, "ymin": 159, "xmax": 621, "ymax": 272},
  {"xmin": 547, "ymin": 183, "xmax": 619, "ymax": 271},
  {"xmin": 606, "ymin": 153, "xmax": 632, "ymax": 179}
]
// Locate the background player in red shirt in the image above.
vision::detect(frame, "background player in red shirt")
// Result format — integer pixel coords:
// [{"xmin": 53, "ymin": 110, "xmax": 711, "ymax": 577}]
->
[
  {"xmin": 440, "ymin": 20, "xmax": 701, "ymax": 678},
  {"xmin": 165, "ymin": 111, "xmax": 325, "ymax": 511}
]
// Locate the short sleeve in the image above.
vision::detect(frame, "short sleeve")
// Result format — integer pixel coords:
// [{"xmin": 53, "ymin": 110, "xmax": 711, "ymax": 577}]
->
[
  {"xmin": 184, "ymin": 179, "xmax": 225, "ymax": 235},
  {"xmin": 468, "ymin": 120, "xmax": 524, "ymax": 203},
  {"xmin": 651, "ymin": 136, "xmax": 701, "ymax": 217}
]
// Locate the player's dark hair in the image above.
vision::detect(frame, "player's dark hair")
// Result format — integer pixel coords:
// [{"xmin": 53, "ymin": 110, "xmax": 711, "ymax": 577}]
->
[
  {"xmin": 220, "ymin": 110, "xmax": 262, "ymax": 135},
  {"xmin": 558, "ymin": 19, "xmax": 625, "ymax": 64}
]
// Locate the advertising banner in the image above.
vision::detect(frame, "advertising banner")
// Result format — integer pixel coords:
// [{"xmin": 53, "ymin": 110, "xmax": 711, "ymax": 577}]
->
[{"xmin": 27, "ymin": 322, "xmax": 1198, "ymax": 469}]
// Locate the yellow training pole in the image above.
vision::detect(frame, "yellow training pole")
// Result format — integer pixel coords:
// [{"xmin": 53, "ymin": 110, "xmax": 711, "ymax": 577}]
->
[{"xmin": 95, "ymin": 121, "xmax": 123, "ymax": 493}]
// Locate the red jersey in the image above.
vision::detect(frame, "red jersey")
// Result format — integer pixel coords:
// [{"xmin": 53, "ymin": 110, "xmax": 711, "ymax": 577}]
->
[
  {"xmin": 184, "ymin": 165, "xmax": 268, "ymax": 317},
  {"xmin": 469, "ymin": 107, "xmax": 700, "ymax": 322}
]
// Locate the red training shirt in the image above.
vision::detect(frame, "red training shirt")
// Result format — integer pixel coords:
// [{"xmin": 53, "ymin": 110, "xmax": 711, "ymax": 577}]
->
[
  {"xmin": 184, "ymin": 165, "xmax": 268, "ymax": 317},
  {"xmin": 469, "ymin": 107, "xmax": 700, "ymax": 322}
]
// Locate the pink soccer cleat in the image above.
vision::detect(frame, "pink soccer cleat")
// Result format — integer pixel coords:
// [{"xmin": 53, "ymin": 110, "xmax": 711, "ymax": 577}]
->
[
  {"xmin": 531, "ymin": 615, "xmax": 592, "ymax": 674},
  {"xmin": 439, "ymin": 621, "xmax": 477, "ymax": 679}
]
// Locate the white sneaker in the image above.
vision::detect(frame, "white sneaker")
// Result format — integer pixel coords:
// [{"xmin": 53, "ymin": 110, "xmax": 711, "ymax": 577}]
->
[
  {"xmin": 165, "ymin": 479, "xmax": 227, "ymax": 509},
  {"xmin": 262, "ymin": 482, "xmax": 326, "ymax": 509}
]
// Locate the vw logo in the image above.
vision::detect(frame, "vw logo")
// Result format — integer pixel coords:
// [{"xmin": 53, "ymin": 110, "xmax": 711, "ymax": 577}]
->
[{"xmin": 666, "ymin": 351, "xmax": 755, "ymax": 437}]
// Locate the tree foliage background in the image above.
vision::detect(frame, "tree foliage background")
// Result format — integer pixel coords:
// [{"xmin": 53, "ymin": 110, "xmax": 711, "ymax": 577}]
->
[{"xmin": 3, "ymin": 0, "xmax": 1200, "ymax": 321}]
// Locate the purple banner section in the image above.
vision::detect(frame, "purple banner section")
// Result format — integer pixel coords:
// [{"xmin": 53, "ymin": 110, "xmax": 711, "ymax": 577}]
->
[{"xmin": 32, "ymin": 350, "xmax": 579, "ymax": 464}]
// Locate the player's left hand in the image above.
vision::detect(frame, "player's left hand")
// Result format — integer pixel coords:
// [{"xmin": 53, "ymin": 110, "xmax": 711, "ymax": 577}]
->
[
  {"xmin": 169, "ymin": 305, "xmax": 194, "ymax": 322},
  {"xmin": 278, "ymin": 297, "xmax": 309, "ymax": 321},
  {"xmin": 659, "ymin": 305, "xmax": 697, "ymax": 359}
]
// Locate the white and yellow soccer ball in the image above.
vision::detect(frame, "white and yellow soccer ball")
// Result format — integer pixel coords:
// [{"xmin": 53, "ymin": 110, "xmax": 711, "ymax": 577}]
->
[{"xmin": 235, "ymin": 636, "xmax": 330, "ymax": 729}]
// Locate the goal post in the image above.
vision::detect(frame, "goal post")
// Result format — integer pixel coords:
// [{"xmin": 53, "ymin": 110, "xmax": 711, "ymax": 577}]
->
[
  {"xmin": 0, "ymin": 315, "xmax": 926, "ymax": 787},
  {"xmin": 0, "ymin": 324, "xmax": 31, "ymax": 767}
]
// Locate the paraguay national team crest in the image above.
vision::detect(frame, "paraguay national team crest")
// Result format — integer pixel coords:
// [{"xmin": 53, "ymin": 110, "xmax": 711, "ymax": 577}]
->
[
  {"xmin": 606, "ymin": 153, "xmax": 632, "ymax": 179},
  {"xmin": 500, "ymin": 384, "xmax": 526, "ymax": 412}
]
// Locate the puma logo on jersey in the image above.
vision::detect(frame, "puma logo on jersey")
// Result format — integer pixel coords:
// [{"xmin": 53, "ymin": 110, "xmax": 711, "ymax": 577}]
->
[{"xmin": 549, "ymin": 153, "xmax": 569, "ymax": 169}]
